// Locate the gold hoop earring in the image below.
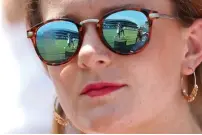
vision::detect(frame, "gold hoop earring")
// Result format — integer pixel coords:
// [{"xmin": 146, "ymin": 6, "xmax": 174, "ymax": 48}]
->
[
  {"xmin": 54, "ymin": 97, "xmax": 68, "ymax": 126},
  {"xmin": 182, "ymin": 72, "xmax": 199, "ymax": 103}
]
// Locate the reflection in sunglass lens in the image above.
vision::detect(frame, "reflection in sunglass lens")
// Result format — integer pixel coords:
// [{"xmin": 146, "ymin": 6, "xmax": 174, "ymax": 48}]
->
[
  {"xmin": 102, "ymin": 10, "xmax": 149, "ymax": 54},
  {"xmin": 36, "ymin": 21, "xmax": 79, "ymax": 64}
]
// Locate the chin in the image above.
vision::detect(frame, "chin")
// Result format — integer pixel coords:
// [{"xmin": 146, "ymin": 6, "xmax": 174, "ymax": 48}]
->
[
  {"xmin": 72, "ymin": 89, "xmax": 136, "ymax": 133},
  {"xmin": 74, "ymin": 107, "xmax": 129, "ymax": 134},
  {"xmin": 79, "ymin": 120, "xmax": 123, "ymax": 133}
]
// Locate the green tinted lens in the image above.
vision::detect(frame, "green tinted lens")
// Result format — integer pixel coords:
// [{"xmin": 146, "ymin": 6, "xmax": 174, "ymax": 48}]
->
[
  {"xmin": 36, "ymin": 20, "xmax": 79, "ymax": 64},
  {"xmin": 102, "ymin": 10, "xmax": 149, "ymax": 54}
]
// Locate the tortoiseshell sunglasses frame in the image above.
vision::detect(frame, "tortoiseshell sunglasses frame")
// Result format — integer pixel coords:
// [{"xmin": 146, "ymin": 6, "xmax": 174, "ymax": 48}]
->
[{"xmin": 27, "ymin": 7, "xmax": 175, "ymax": 66}]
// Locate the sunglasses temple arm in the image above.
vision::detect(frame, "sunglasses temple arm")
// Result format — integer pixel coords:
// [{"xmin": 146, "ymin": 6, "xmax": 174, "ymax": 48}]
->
[{"xmin": 149, "ymin": 13, "xmax": 177, "ymax": 20}]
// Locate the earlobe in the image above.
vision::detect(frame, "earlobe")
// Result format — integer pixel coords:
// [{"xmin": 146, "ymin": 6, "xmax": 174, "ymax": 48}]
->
[{"xmin": 181, "ymin": 19, "xmax": 202, "ymax": 76}]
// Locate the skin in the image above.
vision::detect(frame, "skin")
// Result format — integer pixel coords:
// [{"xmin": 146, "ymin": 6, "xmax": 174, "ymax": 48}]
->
[{"xmin": 32, "ymin": 0, "xmax": 202, "ymax": 133}]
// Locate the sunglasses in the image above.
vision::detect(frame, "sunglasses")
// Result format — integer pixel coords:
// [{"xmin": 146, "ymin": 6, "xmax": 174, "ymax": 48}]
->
[{"xmin": 27, "ymin": 8, "xmax": 175, "ymax": 66}]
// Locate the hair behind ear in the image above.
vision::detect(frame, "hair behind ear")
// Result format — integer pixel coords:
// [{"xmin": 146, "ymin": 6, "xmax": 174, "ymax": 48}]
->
[{"xmin": 51, "ymin": 104, "xmax": 65, "ymax": 134}]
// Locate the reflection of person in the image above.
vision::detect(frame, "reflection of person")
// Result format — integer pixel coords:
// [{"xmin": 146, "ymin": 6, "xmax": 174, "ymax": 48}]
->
[
  {"xmin": 116, "ymin": 23, "xmax": 121, "ymax": 38},
  {"xmin": 120, "ymin": 26, "xmax": 125, "ymax": 37},
  {"xmin": 67, "ymin": 33, "xmax": 74, "ymax": 48},
  {"xmin": 136, "ymin": 29, "xmax": 143, "ymax": 42},
  {"xmin": 5, "ymin": 0, "xmax": 202, "ymax": 134},
  {"xmin": 116, "ymin": 23, "xmax": 125, "ymax": 38}
]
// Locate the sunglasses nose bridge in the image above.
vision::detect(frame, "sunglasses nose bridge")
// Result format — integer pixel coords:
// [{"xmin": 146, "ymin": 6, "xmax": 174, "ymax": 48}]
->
[
  {"xmin": 79, "ymin": 19, "xmax": 99, "ymax": 26},
  {"xmin": 79, "ymin": 18, "xmax": 103, "ymax": 49}
]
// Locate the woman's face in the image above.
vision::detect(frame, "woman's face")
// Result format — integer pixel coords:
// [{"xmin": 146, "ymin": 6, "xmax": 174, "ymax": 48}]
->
[{"xmin": 41, "ymin": 0, "xmax": 186, "ymax": 133}]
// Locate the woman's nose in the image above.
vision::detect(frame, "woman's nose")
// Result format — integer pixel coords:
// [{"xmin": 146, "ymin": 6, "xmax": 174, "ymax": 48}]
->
[{"xmin": 77, "ymin": 24, "xmax": 112, "ymax": 70}]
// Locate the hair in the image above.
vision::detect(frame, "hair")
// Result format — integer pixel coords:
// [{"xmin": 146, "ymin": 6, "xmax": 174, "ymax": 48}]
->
[{"xmin": 2, "ymin": 0, "xmax": 202, "ymax": 133}]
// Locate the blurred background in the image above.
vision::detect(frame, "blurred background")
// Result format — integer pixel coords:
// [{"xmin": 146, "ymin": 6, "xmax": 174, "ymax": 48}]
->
[{"xmin": 0, "ymin": 0, "xmax": 56, "ymax": 133}]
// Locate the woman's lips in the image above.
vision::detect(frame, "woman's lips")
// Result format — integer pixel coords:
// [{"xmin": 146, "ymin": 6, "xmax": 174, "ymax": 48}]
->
[{"xmin": 80, "ymin": 82, "xmax": 126, "ymax": 97}]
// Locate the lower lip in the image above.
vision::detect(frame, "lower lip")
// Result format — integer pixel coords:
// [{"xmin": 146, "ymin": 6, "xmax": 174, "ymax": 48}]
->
[{"xmin": 83, "ymin": 86, "xmax": 124, "ymax": 98}]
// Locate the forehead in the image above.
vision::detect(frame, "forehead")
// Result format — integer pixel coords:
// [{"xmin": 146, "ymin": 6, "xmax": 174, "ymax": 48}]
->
[{"xmin": 40, "ymin": 0, "xmax": 173, "ymax": 21}]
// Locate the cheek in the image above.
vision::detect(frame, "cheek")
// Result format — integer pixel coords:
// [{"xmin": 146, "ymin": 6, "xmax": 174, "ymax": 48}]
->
[
  {"xmin": 47, "ymin": 63, "xmax": 77, "ymax": 88},
  {"xmin": 124, "ymin": 21, "xmax": 183, "ymax": 106},
  {"xmin": 47, "ymin": 66, "xmax": 65, "ymax": 96},
  {"xmin": 151, "ymin": 21, "xmax": 183, "ymax": 77},
  {"xmin": 47, "ymin": 64, "xmax": 80, "ymax": 113},
  {"xmin": 47, "ymin": 63, "xmax": 82, "ymax": 95}
]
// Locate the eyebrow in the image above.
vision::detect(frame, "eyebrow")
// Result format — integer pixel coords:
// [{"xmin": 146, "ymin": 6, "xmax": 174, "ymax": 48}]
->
[
  {"xmin": 58, "ymin": 3, "xmax": 145, "ymax": 20},
  {"xmin": 99, "ymin": 3, "xmax": 145, "ymax": 15}
]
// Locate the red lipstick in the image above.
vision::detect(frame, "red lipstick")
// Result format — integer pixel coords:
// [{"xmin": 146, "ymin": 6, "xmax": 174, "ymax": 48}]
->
[{"xmin": 80, "ymin": 82, "xmax": 126, "ymax": 97}]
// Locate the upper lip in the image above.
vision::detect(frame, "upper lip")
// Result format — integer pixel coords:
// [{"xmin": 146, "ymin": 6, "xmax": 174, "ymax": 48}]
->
[{"xmin": 80, "ymin": 82, "xmax": 126, "ymax": 95}]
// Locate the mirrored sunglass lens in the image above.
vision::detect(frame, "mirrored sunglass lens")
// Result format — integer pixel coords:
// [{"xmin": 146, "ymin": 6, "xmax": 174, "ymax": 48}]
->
[
  {"xmin": 102, "ymin": 10, "xmax": 149, "ymax": 54},
  {"xmin": 36, "ymin": 21, "xmax": 79, "ymax": 64}
]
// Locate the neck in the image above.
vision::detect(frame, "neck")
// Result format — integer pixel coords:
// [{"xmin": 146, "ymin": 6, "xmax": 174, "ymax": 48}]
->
[{"xmin": 133, "ymin": 97, "xmax": 201, "ymax": 134}]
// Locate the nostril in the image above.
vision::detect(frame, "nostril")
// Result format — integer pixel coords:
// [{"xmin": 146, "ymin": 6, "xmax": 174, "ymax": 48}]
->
[{"xmin": 98, "ymin": 60, "xmax": 104, "ymax": 64}]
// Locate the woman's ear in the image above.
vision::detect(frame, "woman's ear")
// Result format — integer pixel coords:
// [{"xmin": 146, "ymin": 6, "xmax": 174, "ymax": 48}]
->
[{"xmin": 181, "ymin": 19, "xmax": 202, "ymax": 75}]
